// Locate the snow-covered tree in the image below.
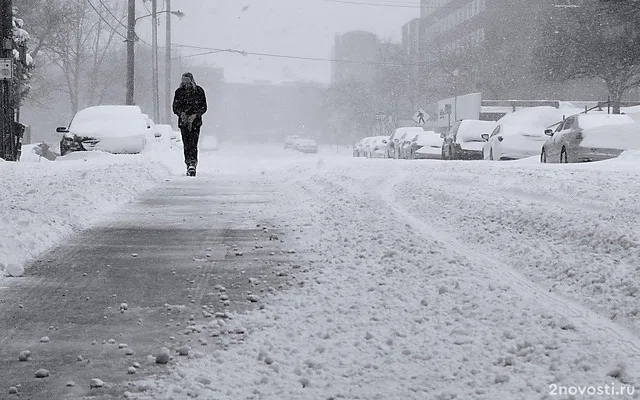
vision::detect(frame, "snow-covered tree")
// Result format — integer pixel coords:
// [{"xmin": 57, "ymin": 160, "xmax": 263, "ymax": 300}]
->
[{"xmin": 12, "ymin": 7, "xmax": 33, "ymax": 106}]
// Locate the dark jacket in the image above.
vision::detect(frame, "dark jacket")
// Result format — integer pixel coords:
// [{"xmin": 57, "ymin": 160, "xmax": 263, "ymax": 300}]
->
[{"xmin": 173, "ymin": 85, "xmax": 208, "ymax": 129}]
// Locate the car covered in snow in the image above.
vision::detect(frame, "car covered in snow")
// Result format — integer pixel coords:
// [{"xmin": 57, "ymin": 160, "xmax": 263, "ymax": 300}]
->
[
  {"xmin": 481, "ymin": 106, "xmax": 569, "ymax": 161},
  {"xmin": 284, "ymin": 135, "xmax": 300, "ymax": 149},
  {"xmin": 442, "ymin": 120, "xmax": 497, "ymax": 160},
  {"xmin": 408, "ymin": 131, "xmax": 443, "ymax": 159},
  {"xmin": 353, "ymin": 138, "xmax": 371, "ymax": 157},
  {"xmin": 541, "ymin": 113, "xmax": 639, "ymax": 163},
  {"xmin": 57, "ymin": 105, "xmax": 148, "ymax": 156},
  {"xmin": 386, "ymin": 127, "xmax": 424, "ymax": 159},
  {"xmin": 295, "ymin": 138, "xmax": 319, "ymax": 154},
  {"xmin": 364, "ymin": 136, "xmax": 388, "ymax": 158}
]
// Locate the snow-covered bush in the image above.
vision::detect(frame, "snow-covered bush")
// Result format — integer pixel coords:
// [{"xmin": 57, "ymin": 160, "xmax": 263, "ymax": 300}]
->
[{"xmin": 12, "ymin": 7, "xmax": 33, "ymax": 105}]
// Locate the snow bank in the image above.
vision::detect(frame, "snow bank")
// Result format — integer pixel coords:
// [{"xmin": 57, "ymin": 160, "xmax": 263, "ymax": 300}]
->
[
  {"xmin": 0, "ymin": 142, "xmax": 177, "ymax": 280},
  {"xmin": 457, "ymin": 120, "xmax": 496, "ymax": 143}
]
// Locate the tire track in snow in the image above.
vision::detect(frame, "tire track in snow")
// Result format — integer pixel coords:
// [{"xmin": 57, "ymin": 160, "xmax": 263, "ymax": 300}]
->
[{"xmin": 380, "ymin": 171, "xmax": 640, "ymax": 362}]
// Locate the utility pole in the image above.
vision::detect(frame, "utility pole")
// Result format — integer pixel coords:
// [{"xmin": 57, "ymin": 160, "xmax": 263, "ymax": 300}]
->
[
  {"xmin": 1, "ymin": 0, "xmax": 15, "ymax": 161},
  {"xmin": 151, "ymin": 0, "xmax": 160, "ymax": 123},
  {"xmin": 165, "ymin": 0, "xmax": 172, "ymax": 126},
  {"xmin": 126, "ymin": 0, "xmax": 135, "ymax": 105}
]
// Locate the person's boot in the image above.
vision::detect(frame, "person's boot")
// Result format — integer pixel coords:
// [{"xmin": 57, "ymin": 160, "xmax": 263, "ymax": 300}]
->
[{"xmin": 187, "ymin": 164, "xmax": 196, "ymax": 177}]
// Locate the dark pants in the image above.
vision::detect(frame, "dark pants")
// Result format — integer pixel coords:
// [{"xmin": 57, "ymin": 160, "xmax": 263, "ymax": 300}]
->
[{"xmin": 180, "ymin": 126, "xmax": 200, "ymax": 167}]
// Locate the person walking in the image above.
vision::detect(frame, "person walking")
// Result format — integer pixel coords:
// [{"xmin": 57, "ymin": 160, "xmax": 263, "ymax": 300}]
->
[{"xmin": 173, "ymin": 72, "xmax": 208, "ymax": 176}]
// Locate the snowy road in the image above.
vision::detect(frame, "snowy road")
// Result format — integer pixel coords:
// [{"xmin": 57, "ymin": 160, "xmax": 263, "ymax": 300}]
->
[
  {"xmin": 2, "ymin": 145, "xmax": 640, "ymax": 399},
  {"xmin": 134, "ymin": 150, "xmax": 640, "ymax": 399}
]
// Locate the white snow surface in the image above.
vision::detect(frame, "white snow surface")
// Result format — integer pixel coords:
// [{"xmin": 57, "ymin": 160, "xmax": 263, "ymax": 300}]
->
[
  {"xmin": 0, "ymin": 138, "xmax": 181, "ymax": 279},
  {"xmin": 132, "ymin": 151, "xmax": 640, "ymax": 400}
]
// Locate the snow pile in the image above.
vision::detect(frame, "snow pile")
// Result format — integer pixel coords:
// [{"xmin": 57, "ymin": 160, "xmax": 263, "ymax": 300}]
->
[
  {"xmin": 132, "ymin": 156, "xmax": 640, "ymax": 399},
  {"xmin": 0, "ymin": 142, "xmax": 178, "ymax": 279}
]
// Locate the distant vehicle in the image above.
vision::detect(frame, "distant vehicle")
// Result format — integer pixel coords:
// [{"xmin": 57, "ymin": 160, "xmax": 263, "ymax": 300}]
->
[
  {"xmin": 353, "ymin": 138, "xmax": 371, "ymax": 157},
  {"xmin": 284, "ymin": 135, "xmax": 300, "ymax": 149},
  {"xmin": 386, "ymin": 127, "xmax": 424, "ymax": 159},
  {"xmin": 482, "ymin": 107, "xmax": 569, "ymax": 161},
  {"xmin": 442, "ymin": 120, "xmax": 497, "ymax": 160},
  {"xmin": 541, "ymin": 113, "xmax": 637, "ymax": 163},
  {"xmin": 408, "ymin": 131, "xmax": 443, "ymax": 159},
  {"xmin": 365, "ymin": 136, "xmax": 388, "ymax": 158},
  {"xmin": 296, "ymin": 138, "xmax": 318, "ymax": 154},
  {"xmin": 57, "ymin": 105, "xmax": 148, "ymax": 156}
]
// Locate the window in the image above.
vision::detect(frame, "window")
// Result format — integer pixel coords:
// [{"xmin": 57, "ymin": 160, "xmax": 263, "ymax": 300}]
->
[{"xmin": 490, "ymin": 126, "xmax": 501, "ymax": 138}]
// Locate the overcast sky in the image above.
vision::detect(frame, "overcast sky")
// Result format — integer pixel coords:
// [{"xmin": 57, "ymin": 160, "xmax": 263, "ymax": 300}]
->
[{"xmin": 139, "ymin": 0, "xmax": 418, "ymax": 84}]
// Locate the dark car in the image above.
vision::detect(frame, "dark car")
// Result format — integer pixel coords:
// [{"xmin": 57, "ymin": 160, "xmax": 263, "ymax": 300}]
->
[{"xmin": 442, "ymin": 120, "xmax": 497, "ymax": 160}]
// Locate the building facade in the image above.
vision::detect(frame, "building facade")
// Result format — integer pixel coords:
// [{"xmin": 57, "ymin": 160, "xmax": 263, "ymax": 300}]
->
[{"xmin": 331, "ymin": 31, "xmax": 380, "ymax": 85}]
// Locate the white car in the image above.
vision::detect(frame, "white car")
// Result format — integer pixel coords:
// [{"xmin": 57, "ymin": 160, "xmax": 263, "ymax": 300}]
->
[
  {"xmin": 58, "ymin": 105, "xmax": 148, "ymax": 155},
  {"xmin": 482, "ymin": 106, "xmax": 573, "ymax": 161},
  {"xmin": 365, "ymin": 136, "xmax": 388, "ymax": 158},
  {"xmin": 387, "ymin": 127, "xmax": 424, "ymax": 159},
  {"xmin": 410, "ymin": 131, "xmax": 443, "ymax": 159},
  {"xmin": 353, "ymin": 138, "xmax": 371, "ymax": 157}
]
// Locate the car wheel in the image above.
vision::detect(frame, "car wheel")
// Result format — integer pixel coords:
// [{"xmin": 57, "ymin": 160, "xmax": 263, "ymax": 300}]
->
[
  {"xmin": 541, "ymin": 149, "xmax": 547, "ymax": 163},
  {"xmin": 561, "ymin": 147, "xmax": 568, "ymax": 163}
]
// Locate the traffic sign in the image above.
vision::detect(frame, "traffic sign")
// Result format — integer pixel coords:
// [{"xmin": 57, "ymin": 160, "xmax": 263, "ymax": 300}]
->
[{"xmin": 413, "ymin": 108, "xmax": 429, "ymax": 126}]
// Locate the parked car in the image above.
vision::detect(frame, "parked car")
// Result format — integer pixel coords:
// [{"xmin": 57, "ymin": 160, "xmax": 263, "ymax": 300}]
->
[
  {"xmin": 58, "ymin": 105, "xmax": 148, "ymax": 156},
  {"xmin": 541, "ymin": 113, "xmax": 637, "ymax": 163},
  {"xmin": 353, "ymin": 138, "xmax": 371, "ymax": 157},
  {"xmin": 386, "ymin": 127, "xmax": 423, "ymax": 159},
  {"xmin": 409, "ymin": 131, "xmax": 443, "ymax": 159},
  {"xmin": 396, "ymin": 132, "xmax": 416, "ymax": 159},
  {"xmin": 482, "ymin": 107, "xmax": 570, "ymax": 161},
  {"xmin": 365, "ymin": 136, "xmax": 388, "ymax": 158},
  {"xmin": 296, "ymin": 138, "xmax": 319, "ymax": 154},
  {"xmin": 442, "ymin": 120, "xmax": 497, "ymax": 160},
  {"xmin": 284, "ymin": 135, "xmax": 300, "ymax": 149}
]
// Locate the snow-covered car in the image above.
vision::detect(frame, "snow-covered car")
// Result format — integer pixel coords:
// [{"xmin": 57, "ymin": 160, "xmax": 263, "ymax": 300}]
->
[
  {"xmin": 481, "ymin": 106, "xmax": 568, "ymax": 161},
  {"xmin": 397, "ymin": 132, "xmax": 416, "ymax": 159},
  {"xmin": 353, "ymin": 138, "xmax": 371, "ymax": 157},
  {"xmin": 57, "ymin": 105, "xmax": 148, "ymax": 156},
  {"xmin": 442, "ymin": 120, "xmax": 497, "ymax": 160},
  {"xmin": 284, "ymin": 135, "xmax": 300, "ymax": 149},
  {"xmin": 386, "ymin": 127, "xmax": 423, "ymax": 159},
  {"xmin": 201, "ymin": 135, "xmax": 219, "ymax": 151},
  {"xmin": 296, "ymin": 139, "xmax": 319, "ymax": 154},
  {"xmin": 365, "ymin": 136, "xmax": 388, "ymax": 158},
  {"xmin": 409, "ymin": 131, "xmax": 443, "ymax": 159},
  {"xmin": 154, "ymin": 124, "xmax": 174, "ymax": 139},
  {"xmin": 541, "ymin": 113, "xmax": 639, "ymax": 163}
]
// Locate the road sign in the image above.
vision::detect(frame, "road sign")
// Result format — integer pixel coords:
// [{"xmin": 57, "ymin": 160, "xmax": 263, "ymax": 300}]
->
[
  {"xmin": 413, "ymin": 108, "xmax": 429, "ymax": 126},
  {"xmin": 0, "ymin": 59, "xmax": 12, "ymax": 80}
]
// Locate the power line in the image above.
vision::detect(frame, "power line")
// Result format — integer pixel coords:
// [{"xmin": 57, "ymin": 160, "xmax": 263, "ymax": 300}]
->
[
  {"xmin": 97, "ymin": 0, "xmax": 128, "ymax": 30},
  {"xmin": 86, "ymin": 0, "xmax": 128, "ymax": 40},
  {"xmin": 172, "ymin": 43, "xmax": 432, "ymax": 67}
]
